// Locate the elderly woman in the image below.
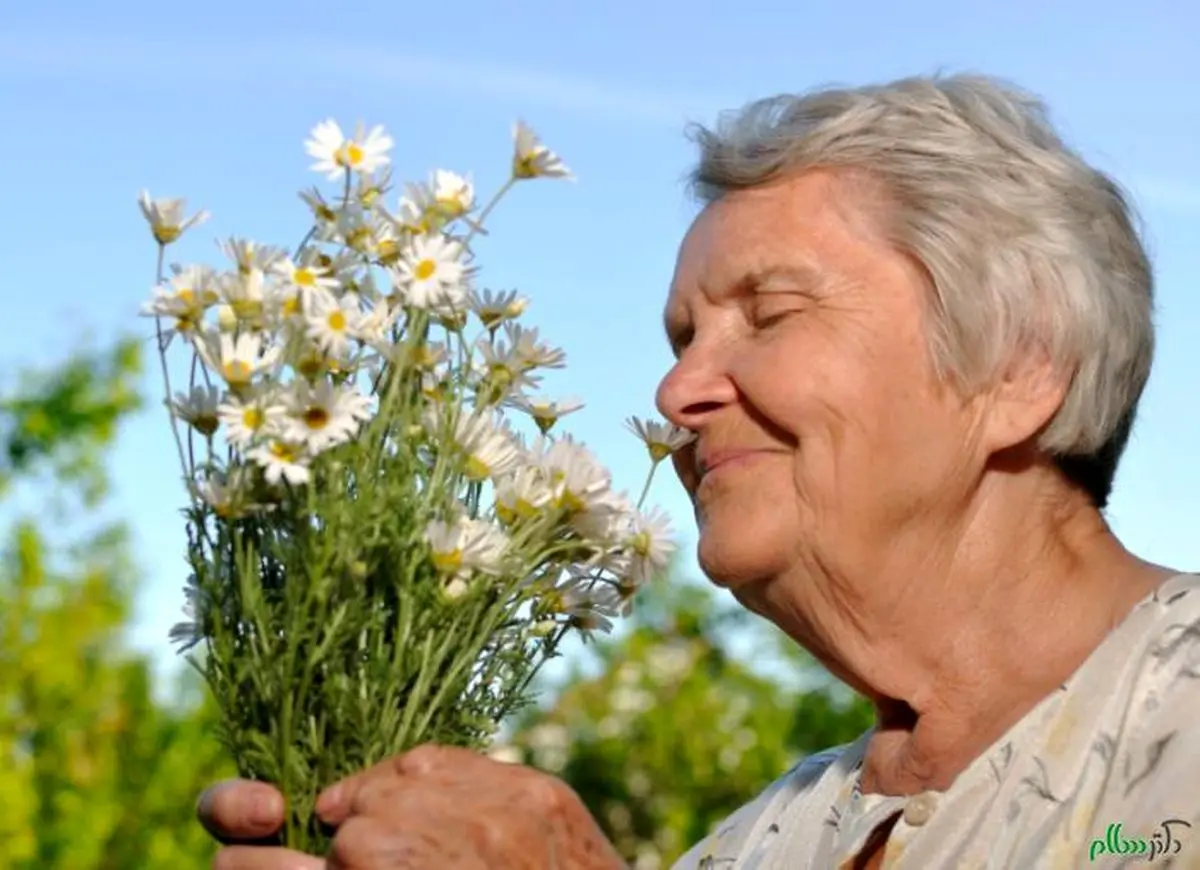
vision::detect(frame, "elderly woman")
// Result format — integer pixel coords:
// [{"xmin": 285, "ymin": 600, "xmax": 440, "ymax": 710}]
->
[{"xmin": 199, "ymin": 74, "xmax": 1200, "ymax": 869}]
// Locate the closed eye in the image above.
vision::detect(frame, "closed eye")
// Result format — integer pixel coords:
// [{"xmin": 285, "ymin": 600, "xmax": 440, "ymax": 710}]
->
[{"xmin": 752, "ymin": 310, "xmax": 791, "ymax": 329}]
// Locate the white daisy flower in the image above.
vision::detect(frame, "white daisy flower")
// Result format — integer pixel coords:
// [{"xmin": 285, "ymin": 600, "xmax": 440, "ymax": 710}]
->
[
  {"xmin": 621, "ymin": 506, "xmax": 677, "ymax": 584},
  {"xmin": 219, "ymin": 237, "xmax": 287, "ymax": 276},
  {"xmin": 304, "ymin": 288, "xmax": 362, "ymax": 358},
  {"xmin": 217, "ymin": 389, "xmax": 286, "ymax": 448},
  {"xmin": 305, "ymin": 119, "xmax": 393, "ymax": 180},
  {"xmin": 285, "ymin": 335, "xmax": 361, "ymax": 382},
  {"xmin": 503, "ymin": 322, "xmax": 566, "ymax": 370},
  {"xmin": 355, "ymin": 167, "xmax": 393, "ymax": 208},
  {"xmin": 355, "ymin": 300, "xmax": 399, "ymax": 351},
  {"xmin": 390, "ymin": 234, "xmax": 466, "ymax": 310},
  {"xmin": 218, "ymin": 266, "xmax": 268, "ymax": 326},
  {"xmin": 299, "ymin": 187, "xmax": 340, "ymax": 227},
  {"xmin": 169, "ymin": 384, "xmax": 222, "ymax": 437},
  {"xmin": 138, "ymin": 190, "xmax": 210, "ymax": 245},
  {"xmin": 335, "ymin": 206, "xmax": 399, "ymax": 260},
  {"xmin": 168, "ymin": 574, "xmax": 208, "ymax": 651},
  {"xmin": 512, "ymin": 121, "xmax": 573, "ymax": 180},
  {"xmin": 272, "ymin": 254, "xmax": 341, "ymax": 297},
  {"xmin": 469, "ymin": 288, "xmax": 528, "ymax": 331},
  {"xmin": 448, "ymin": 411, "xmax": 523, "ymax": 482},
  {"xmin": 494, "ymin": 465, "xmax": 555, "ymax": 525},
  {"xmin": 141, "ymin": 266, "xmax": 217, "ymax": 342},
  {"xmin": 474, "ymin": 338, "xmax": 543, "ymax": 402},
  {"xmin": 568, "ymin": 488, "xmax": 635, "ymax": 542},
  {"xmin": 430, "ymin": 169, "xmax": 474, "ymax": 218},
  {"xmin": 281, "ymin": 379, "xmax": 373, "ymax": 453},
  {"xmin": 190, "ymin": 466, "xmax": 258, "ymax": 519},
  {"xmin": 266, "ymin": 279, "xmax": 305, "ymax": 326},
  {"xmin": 625, "ymin": 416, "xmax": 696, "ymax": 462},
  {"xmin": 530, "ymin": 435, "xmax": 612, "ymax": 515},
  {"xmin": 194, "ymin": 331, "xmax": 281, "ymax": 390},
  {"xmin": 247, "ymin": 439, "xmax": 310, "ymax": 486},
  {"xmin": 547, "ymin": 573, "xmax": 620, "ymax": 639},
  {"xmin": 507, "ymin": 395, "xmax": 584, "ymax": 434},
  {"xmin": 425, "ymin": 516, "xmax": 510, "ymax": 579}
]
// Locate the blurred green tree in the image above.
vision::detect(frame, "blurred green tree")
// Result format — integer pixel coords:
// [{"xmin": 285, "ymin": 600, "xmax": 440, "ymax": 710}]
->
[
  {"xmin": 0, "ymin": 339, "xmax": 232, "ymax": 869},
  {"xmin": 503, "ymin": 579, "xmax": 874, "ymax": 869}
]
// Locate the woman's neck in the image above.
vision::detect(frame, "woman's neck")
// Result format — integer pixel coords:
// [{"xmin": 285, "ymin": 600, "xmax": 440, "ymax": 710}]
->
[{"xmin": 765, "ymin": 473, "xmax": 1172, "ymax": 796}]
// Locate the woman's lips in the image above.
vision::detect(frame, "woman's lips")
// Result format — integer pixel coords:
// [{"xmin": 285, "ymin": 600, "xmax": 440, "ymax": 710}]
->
[{"xmin": 698, "ymin": 449, "xmax": 773, "ymax": 480}]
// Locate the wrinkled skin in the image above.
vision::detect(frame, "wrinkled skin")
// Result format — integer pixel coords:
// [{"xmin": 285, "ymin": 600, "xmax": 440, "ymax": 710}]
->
[{"xmin": 199, "ymin": 744, "xmax": 626, "ymax": 869}]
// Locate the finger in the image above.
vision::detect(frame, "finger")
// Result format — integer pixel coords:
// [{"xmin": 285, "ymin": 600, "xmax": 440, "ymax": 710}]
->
[
  {"xmin": 315, "ymin": 744, "xmax": 484, "ymax": 824},
  {"xmin": 198, "ymin": 779, "xmax": 286, "ymax": 844},
  {"xmin": 213, "ymin": 845, "xmax": 324, "ymax": 870}
]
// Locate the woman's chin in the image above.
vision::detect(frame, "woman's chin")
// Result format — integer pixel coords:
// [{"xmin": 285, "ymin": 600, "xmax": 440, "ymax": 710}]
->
[{"xmin": 696, "ymin": 528, "xmax": 785, "ymax": 591}]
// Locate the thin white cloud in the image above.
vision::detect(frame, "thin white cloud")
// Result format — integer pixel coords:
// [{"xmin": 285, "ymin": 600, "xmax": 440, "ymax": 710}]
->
[
  {"xmin": 0, "ymin": 27, "xmax": 734, "ymax": 127},
  {"xmin": 5, "ymin": 28, "xmax": 1193, "ymax": 216}
]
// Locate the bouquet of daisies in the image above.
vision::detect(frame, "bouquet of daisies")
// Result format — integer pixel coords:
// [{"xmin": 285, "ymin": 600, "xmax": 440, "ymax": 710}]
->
[{"xmin": 137, "ymin": 119, "xmax": 693, "ymax": 852}]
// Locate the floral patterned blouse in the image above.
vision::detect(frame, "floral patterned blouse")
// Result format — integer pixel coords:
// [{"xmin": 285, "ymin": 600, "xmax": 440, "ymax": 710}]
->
[{"xmin": 671, "ymin": 572, "xmax": 1200, "ymax": 869}]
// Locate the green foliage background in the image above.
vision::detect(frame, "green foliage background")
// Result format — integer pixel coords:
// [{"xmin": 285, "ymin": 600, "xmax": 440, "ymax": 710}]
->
[{"xmin": 0, "ymin": 340, "xmax": 872, "ymax": 869}]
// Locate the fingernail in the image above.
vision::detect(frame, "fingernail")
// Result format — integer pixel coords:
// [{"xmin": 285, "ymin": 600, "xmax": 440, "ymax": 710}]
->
[
  {"xmin": 196, "ymin": 786, "xmax": 216, "ymax": 820},
  {"xmin": 315, "ymin": 784, "xmax": 342, "ymax": 815},
  {"xmin": 252, "ymin": 791, "xmax": 284, "ymax": 826}
]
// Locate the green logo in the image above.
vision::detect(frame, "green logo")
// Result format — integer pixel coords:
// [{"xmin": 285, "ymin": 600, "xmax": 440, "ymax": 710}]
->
[{"xmin": 1088, "ymin": 819, "xmax": 1191, "ymax": 862}]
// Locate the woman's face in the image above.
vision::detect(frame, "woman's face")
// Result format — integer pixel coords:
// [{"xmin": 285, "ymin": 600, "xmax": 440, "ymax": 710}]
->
[{"xmin": 655, "ymin": 170, "xmax": 987, "ymax": 605}]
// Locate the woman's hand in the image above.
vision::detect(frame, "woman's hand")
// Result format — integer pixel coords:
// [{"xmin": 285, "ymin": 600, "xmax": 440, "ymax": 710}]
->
[{"xmin": 197, "ymin": 744, "xmax": 627, "ymax": 869}]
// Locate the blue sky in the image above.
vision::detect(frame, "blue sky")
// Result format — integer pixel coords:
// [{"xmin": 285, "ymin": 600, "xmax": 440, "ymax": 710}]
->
[{"xmin": 2, "ymin": 1, "xmax": 1198, "ymax": 686}]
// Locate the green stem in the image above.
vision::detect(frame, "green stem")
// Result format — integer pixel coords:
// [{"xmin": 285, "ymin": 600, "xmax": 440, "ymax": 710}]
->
[
  {"xmin": 635, "ymin": 461, "xmax": 660, "ymax": 509},
  {"xmin": 152, "ymin": 246, "xmax": 191, "ymax": 482},
  {"xmin": 462, "ymin": 178, "xmax": 515, "ymax": 247}
]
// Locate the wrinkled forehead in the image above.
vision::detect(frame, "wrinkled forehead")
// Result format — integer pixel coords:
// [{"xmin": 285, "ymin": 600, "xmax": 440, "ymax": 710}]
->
[
  {"xmin": 667, "ymin": 184, "xmax": 826, "ymax": 306},
  {"xmin": 667, "ymin": 170, "xmax": 893, "ymax": 306}
]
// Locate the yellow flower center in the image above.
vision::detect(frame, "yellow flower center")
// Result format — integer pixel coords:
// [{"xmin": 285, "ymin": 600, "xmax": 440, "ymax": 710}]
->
[
  {"xmin": 513, "ymin": 152, "xmax": 542, "ymax": 179},
  {"xmin": 194, "ymin": 413, "xmax": 219, "ymax": 437},
  {"xmin": 304, "ymin": 407, "xmax": 330, "ymax": 430},
  {"xmin": 555, "ymin": 489, "xmax": 585, "ymax": 514},
  {"xmin": 648, "ymin": 442, "xmax": 671, "ymax": 462},
  {"xmin": 176, "ymin": 288, "xmax": 195, "ymax": 305},
  {"xmin": 431, "ymin": 549, "xmax": 463, "ymax": 574},
  {"xmin": 337, "ymin": 142, "xmax": 365, "ymax": 167},
  {"xmin": 294, "ymin": 268, "xmax": 316, "ymax": 287},
  {"xmin": 282, "ymin": 295, "xmax": 302, "ymax": 317},
  {"xmin": 231, "ymin": 298, "xmax": 263, "ymax": 321},
  {"xmin": 464, "ymin": 455, "xmax": 490, "ymax": 481},
  {"xmin": 223, "ymin": 360, "xmax": 252, "ymax": 385},
  {"xmin": 630, "ymin": 531, "xmax": 653, "ymax": 558},
  {"xmin": 409, "ymin": 345, "xmax": 438, "ymax": 369},
  {"xmin": 154, "ymin": 225, "xmax": 183, "ymax": 245},
  {"xmin": 438, "ymin": 311, "xmax": 467, "ymax": 333},
  {"xmin": 376, "ymin": 238, "xmax": 400, "ymax": 265},
  {"xmin": 345, "ymin": 228, "xmax": 371, "ymax": 252},
  {"xmin": 435, "ymin": 196, "xmax": 466, "ymax": 218},
  {"xmin": 478, "ymin": 309, "xmax": 504, "ymax": 330},
  {"xmin": 413, "ymin": 259, "xmax": 437, "ymax": 281},
  {"xmin": 327, "ymin": 310, "xmax": 347, "ymax": 332},
  {"xmin": 269, "ymin": 441, "xmax": 299, "ymax": 463},
  {"xmin": 297, "ymin": 355, "xmax": 324, "ymax": 379},
  {"xmin": 242, "ymin": 407, "xmax": 264, "ymax": 431}
]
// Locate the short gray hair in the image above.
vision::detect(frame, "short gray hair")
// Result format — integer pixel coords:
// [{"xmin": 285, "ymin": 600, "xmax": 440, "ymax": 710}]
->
[{"xmin": 686, "ymin": 73, "xmax": 1154, "ymax": 507}]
